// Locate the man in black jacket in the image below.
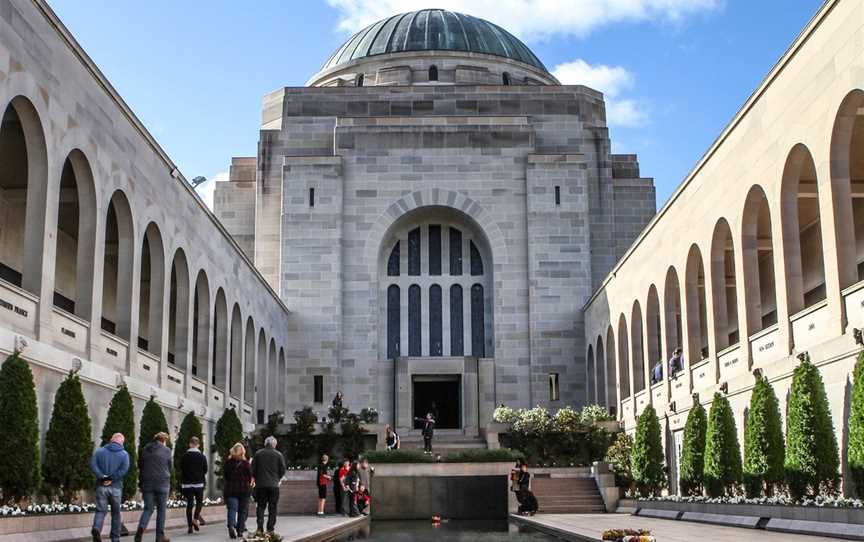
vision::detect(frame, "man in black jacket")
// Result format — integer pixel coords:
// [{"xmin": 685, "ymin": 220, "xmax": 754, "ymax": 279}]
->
[
  {"xmin": 414, "ymin": 413, "xmax": 435, "ymax": 454},
  {"xmin": 179, "ymin": 436, "xmax": 208, "ymax": 534},
  {"xmin": 136, "ymin": 432, "xmax": 172, "ymax": 542},
  {"xmin": 252, "ymin": 436, "xmax": 286, "ymax": 535}
]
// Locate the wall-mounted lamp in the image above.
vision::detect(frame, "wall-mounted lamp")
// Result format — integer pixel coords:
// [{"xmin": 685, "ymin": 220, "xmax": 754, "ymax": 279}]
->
[
  {"xmin": 149, "ymin": 386, "xmax": 159, "ymax": 399},
  {"xmin": 177, "ymin": 397, "xmax": 185, "ymax": 409},
  {"xmin": 71, "ymin": 357, "xmax": 83, "ymax": 374},
  {"xmin": 854, "ymin": 328, "xmax": 864, "ymax": 347},
  {"xmin": 14, "ymin": 335, "xmax": 28, "ymax": 354},
  {"xmin": 115, "ymin": 373, "xmax": 125, "ymax": 388},
  {"xmin": 719, "ymin": 382, "xmax": 729, "ymax": 395},
  {"xmin": 752, "ymin": 368, "xmax": 763, "ymax": 379},
  {"xmin": 692, "ymin": 392, "xmax": 700, "ymax": 405},
  {"xmin": 669, "ymin": 401, "xmax": 677, "ymax": 413},
  {"xmin": 796, "ymin": 351, "xmax": 809, "ymax": 363}
]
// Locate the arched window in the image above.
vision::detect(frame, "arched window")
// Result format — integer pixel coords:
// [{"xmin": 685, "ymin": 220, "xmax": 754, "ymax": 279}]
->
[
  {"xmin": 408, "ymin": 284, "xmax": 421, "ymax": 357},
  {"xmin": 664, "ymin": 267, "xmax": 683, "ymax": 360},
  {"xmin": 587, "ymin": 345, "xmax": 595, "ymax": 403},
  {"xmin": 244, "ymin": 317, "xmax": 255, "ymax": 403},
  {"xmin": 168, "ymin": 249, "xmax": 190, "ymax": 368},
  {"xmin": 387, "ymin": 285, "xmax": 400, "ymax": 358},
  {"xmin": 379, "ymin": 212, "xmax": 493, "ymax": 360},
  {"xmin": 502, "ymin": 72, "xmax": 511, "ymax": 86},
  {"xmin": 631, "ymin": 301, "xmax": 645, "ymax": 393},
  {"xmin": 429, "ymin": 65, "xmax": 438, "ymax": 82},
  {"xmin": 192, "ymin": 271, "xmax": 210, "ymax": 380},
  {"xmin": 742, "ymin": 186, "xmax": 777, "ymax": 332},
  {"xmin": 685, "ymin": 245, "xmax": 709, "ymax": 360},
  {"xmin": 617, "ymin": 315, "xmax": 630, "ymax": 399},
  {"xmin": 711, "ymin": 219, "xmax": 740, "ymax": 349},
  {"xmin": 646, "ymin": 286, "xmax": 662, "ymax": 380},
  {"xmin": 101, "ymin": 191, "xmax": 134, "ymax": 340},
  {"xmin": 605, "ymin": 327, "xmax": 617, "ymax": 407},
  {"xmin": 138, "ymin": 223, "xmax": 165, "ymax": 355},
  {"xmin": 450, "ymin": 285, "xmax": 464, "ymax": 356},
  {"xmin": 356, "ymin": 73, "xmax": 364, "ymax": 87},
  {"xmin": 256, "ymin": 330, "xmax": 267, "ymax": 413},
  {"xmin": 830, "ymin": 91, "xmax": 864, "ymax": 287},
  {"xmin": 230, "ymin": 304, "xmax": 243, "ymax": 399},
  {"xmin": 430, "ymin": 284, "xmax": 442, "ymax": 356},
  {"xmin": 213, "ymin": 288, "xmax": 228, "ymax": 390}
]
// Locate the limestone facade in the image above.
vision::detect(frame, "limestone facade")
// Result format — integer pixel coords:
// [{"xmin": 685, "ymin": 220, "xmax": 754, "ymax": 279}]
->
[{"xmin": 581, "ymin": 0, "xmax": 864, "ymax": 494}]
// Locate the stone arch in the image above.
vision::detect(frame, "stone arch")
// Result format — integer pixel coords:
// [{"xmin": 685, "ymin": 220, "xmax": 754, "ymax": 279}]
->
[
  {"xmin": 631, "ymin": 301, "xmax": 645, "ymax": 393},
  {"xmin": 605, "ymin": 325, "xmax": 617, "ymax": 410},
  {"xmin": 229, "ymin": 303, "xmax": 243, "ymax": 399},
  {"xmin": 256, "ymin": 329, "xmax": 267, "ymax": 416},
  {"xmin": 138, "ymin": 222, "xmax": 166, "ymax": 355},
  {"xmin": 685, "ymin": 244, "xmax": 709, "ymax": 361},
  {"xmin": 0, "ymin": 96, "xmax": 48, "ymax": 296},
  {"xmin": 617, "ymin": 314, "xmax": 630, "ymax": 399},
  {"xmin": 244, "ymin": 317, "xmax": 256, "ymax": 403},
  {"xmin": 586, "ymin": 344, "xmax": 595, "ymax": 404},
  {"xmin": 192, "ymin": 270, "xmax": 210, "ymax": 382},
  {"xmin": 646, "ymin": 285, "xmax": 662, "ymax": 380},
  {"xmin": 596, "ymin": 335, "xmax": 607, "ymax": 407},
  {"xmin": 742, "ymin": 184, "xmax": 778, "ymax": 333},
  {"xmin": 663, "ymin": 266, "xmax": 683, "ymax": 360},
  {"xmin": 267, "ymin": 338, "xmax": 277, "ymax": 414},
  {"xmin": 212, "ymin": 288, "xmax": 229, "ymax": 390},
  {"xmin": 101, "ymin": 190, "xmax": 135, "ymax": 341},
  {"xmin": 53, "ymin": 149, "xmax": 97, "ymax": 320},
  {"xmin": 710, "ymin": 218, "xmax": 740, "ymax": 350},
  {"xmin": 781, "ymin": 144, "xmax": 827, "ymax": 313},
  {"xmin": 168, "ymin": 248, "xmax": 190, "ymax": 369},
  {"xmin": 829, "ymin": 89, "xmax": 864, "ymax": 289},
  {"xmin": 278, "ymin": 346, "xmax": 286, "ymax": 412}
]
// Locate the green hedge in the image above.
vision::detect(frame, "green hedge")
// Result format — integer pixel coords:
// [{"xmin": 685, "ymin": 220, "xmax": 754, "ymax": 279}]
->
[
  {"xmin": 631, "ymin": 405, "xmax": 665, "ymax": 497},
  {"xmin": 173, "ymin": 412, "xmax": 204, "ymax": 492},
  {"xmin": 743, "ymin": 376, "xmax": 785, "ymax": 497},
  {"xmin": 100, "ymin": 385, "xmax": 137, "ymax": 500},
  {"xmin": 850, "ymin": 351, "xmax": 864, "ymax": 497},
  {"xmin": 704, "ymin": 392, "xmax": 742, "ymax": 497},
  {"xmin": 0, "ymin": 353, "xmax": 40, "ymax": 503},
  {"xmin": 43, "ymin": 371, "xmax": 92, "ymax": 501},
  {"xmin": 678, "ymin": 400, "xmax": 706, "ymax": 496},
  {"xmin": 363, "ymin": 448, "xmax": 523, "ymax": 464}
]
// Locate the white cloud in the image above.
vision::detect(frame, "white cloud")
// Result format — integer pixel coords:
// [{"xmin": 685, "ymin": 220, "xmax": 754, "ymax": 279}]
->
[
  {"xmin": 195, "ymin": 171, "xmax": 227, "ymax": 211},
  {"xmin": 325, "ymin": 0, "xmax": 720, "ymax": 40},
  {"xmin": 552, "ymin": 59, "xmax": 648, "ymax": 127}
]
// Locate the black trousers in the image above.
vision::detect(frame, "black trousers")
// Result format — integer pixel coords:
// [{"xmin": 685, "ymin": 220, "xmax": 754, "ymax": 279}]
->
[
  {"xmin": 182, "ymin": 488, "xmax": 204, "ymax": 527},
  {"xmin": 255, "ymin": 487, "xmax": 280, "ymax": 532},
  {"xmin": 424, "ymin": 436, "xmax": 432, "ymax": 452},
  {"xmin": 342, "ymin": 491, "xmax": 359, "ymax": 517},
  {"xmin": 333, "ymin": 481, "xmax": 344, "ymax": 514}
]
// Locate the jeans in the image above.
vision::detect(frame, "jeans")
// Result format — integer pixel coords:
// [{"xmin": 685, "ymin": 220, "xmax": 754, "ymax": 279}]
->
[
  {"xmin": 92, "ymin": 485, "xmax": 122, "ymax": 542},
  {"xmin": 424, "ymin": 436, "xmax": 432, "ymax": 452},
  {"xmin": 182, "ymin": 488, "xmax": 204, "ymax": 527},
  {"xmin": 255, "ymin": 487, "xmax": 280, "ymax": 532},
  {"xmin": 138, "ymin": 487, "xmax": 169, "ymax": 536},
  {"xmin": 226, "ymin": 494, "xmax": 250, "ymax": 532}
]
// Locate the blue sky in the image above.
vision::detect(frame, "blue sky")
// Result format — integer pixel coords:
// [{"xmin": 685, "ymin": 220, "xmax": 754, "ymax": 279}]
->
[{"xmin": 48, "ymin": 1, "xmax": 821, "ymax": 209}]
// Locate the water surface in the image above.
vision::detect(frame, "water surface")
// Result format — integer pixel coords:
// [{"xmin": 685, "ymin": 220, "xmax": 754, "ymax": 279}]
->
[{"xmin": 331, "ymin": 519, "xmax": 563, "ymax": 541}]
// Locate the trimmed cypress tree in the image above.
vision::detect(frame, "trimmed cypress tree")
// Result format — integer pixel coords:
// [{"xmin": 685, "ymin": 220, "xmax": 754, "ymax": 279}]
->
[
  {"xmin": 849, "ymin": 351, "xmax": 864, "ymax": 497},
  {"xmin": 630, "ymin": 405, "xmax": 665, "ymax": 497},
  {"xmin": 703, "ymin": 393, "xmax": 742, "ymax": 497},
  {"xmin": 139, "ymin": 397, "xmax": 170, "ymax": 458},
  {"xmin": 100, "ymin": 385, "xmax": 137, "ymax": 500},
  {"xmin": 785, "ymin": 356, "xmax": 840, "ymax": 499},
  {"xmin": 0, "ymin": 353, "xmax": 40, "ymax": 503},
  {"xmin": 743, "ymin": 376, "xmax": 785, "ymax": 497},
  {"xmin": 43, "ymin": 371, "xmax": 93, "ymax": 501},
  {"xmin": 173, "ymin": 411, "xmax": 204, "ymax": 491},
  {"xmin": 214, "ymin": 407, "xmax": 244, "ymax": 461},
  {"xmin": 678, "ymin": 400, "xmax": 707, "ymax": 496}
]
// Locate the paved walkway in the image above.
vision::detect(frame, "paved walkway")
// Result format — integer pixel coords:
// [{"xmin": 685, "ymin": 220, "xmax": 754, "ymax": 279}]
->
[
  {"xmin": 511, "ymin": 513, "xmax": 836, "ymax": 541},
  {"xmin": 166, "ymin": 515, "xmax": 367, "ymax": 542}
]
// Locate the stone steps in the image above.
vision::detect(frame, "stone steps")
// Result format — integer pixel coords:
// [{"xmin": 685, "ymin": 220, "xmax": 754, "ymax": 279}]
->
[{"xmin": 531, "ymin": 477, "xmax": 606, "ymax": 514}]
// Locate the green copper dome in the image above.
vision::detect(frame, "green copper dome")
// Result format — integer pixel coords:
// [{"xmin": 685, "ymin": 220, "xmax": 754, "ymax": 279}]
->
[{"xmin": 322, "ymin": 9, "xmax": 547, "ymax": 73}]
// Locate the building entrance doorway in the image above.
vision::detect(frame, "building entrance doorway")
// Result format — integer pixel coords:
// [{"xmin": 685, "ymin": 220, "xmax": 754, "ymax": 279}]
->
[{"xmin": 413, "ymin": 375, "xmax": 461, "ymax": 429}]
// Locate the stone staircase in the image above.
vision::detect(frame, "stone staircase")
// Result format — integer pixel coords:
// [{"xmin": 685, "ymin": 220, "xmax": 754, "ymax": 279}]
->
[
  {"xmin": 531, "ymin": 476, "xmax": 606, "ymax": 514},
  {"xmin": 398, "ymin": 431, "xmax": 488, "ymax": 453}
]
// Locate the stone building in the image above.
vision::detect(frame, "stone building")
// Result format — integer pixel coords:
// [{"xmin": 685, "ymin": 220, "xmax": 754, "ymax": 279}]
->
[
  {"xmin": 581, "ymin": 0, "xmax": 864, "ymax": 495},
  {"xmin": 215, "ymin": 9, "xmax": 655, "ymax": 435}
]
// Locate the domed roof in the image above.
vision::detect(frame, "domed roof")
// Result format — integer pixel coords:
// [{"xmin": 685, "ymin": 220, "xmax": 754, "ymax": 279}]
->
[{"xmin": 321, "ymin": 9, "xmax": 547, "ymax": 73}]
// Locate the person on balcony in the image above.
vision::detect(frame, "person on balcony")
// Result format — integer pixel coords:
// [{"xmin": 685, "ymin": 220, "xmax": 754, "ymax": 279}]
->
[
  {"xmin": 650, "ymin": 360, "xmax": 663, "ymax": 385},
  {"xmin": 668, "ymin": 347, "xmax": 684, "ymax": 378}
]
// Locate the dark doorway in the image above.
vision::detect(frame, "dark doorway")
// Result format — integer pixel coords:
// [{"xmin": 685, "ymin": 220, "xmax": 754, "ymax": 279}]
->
[{"xmin": 413, "ymin": 375, "xmax": 461, "ymax": 429}]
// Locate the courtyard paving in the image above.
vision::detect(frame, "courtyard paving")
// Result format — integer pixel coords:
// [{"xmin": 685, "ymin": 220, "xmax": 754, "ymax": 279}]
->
[
  {"xmin": 157, "ymin": 515, "xmax": 366, "ymax": 542},
  {"xmin": 512, "ymin": 513, "xmax": 836, "ymax": 541}
]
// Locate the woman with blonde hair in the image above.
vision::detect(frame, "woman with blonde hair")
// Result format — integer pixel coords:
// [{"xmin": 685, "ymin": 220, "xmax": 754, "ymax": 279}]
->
[{"xmin": 223, "ymin": 442, "xmax": 253, "ymax": 539}]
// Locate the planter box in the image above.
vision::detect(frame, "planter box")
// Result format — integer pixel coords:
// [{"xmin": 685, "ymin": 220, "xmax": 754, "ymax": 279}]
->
[{"xmin": 636, "ymin": 499, "xmax": 864, "ymax": 525}]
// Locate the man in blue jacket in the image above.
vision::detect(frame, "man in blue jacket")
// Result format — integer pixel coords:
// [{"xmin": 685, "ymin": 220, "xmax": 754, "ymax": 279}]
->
[{"xmin": 90, "ymin": 433, "xmax": 130, "ymax": 542}]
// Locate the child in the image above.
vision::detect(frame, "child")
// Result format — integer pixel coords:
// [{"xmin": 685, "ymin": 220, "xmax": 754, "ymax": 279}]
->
[{"xmin": 356, "ymin": 484, "xmax": 371, "ymax": 516}]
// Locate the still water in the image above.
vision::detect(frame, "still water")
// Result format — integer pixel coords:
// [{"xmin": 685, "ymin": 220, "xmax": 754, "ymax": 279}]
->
[{"xmin": 331, "ymin": 520, "xmax": 563, "ymax": 541}]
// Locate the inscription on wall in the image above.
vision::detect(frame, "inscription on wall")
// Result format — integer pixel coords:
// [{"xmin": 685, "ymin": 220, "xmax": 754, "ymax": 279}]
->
[
  {"xmin": 758, "ymin": 341, "xmax": 774, "ymax": 353},
  {"xmin": 0, "ymin": 298, "xmax": 28, "ymax": 318},
  {"xmin": 61, "ymin": 327, "xmax": 76, "ymax": 338},
  {"xmin": 106, "ymin": 347, "xmax": 118, "ymax": 357},
  {"xmin": 723, "ymin": 357, "xmax": 739, "ymax": 368}
]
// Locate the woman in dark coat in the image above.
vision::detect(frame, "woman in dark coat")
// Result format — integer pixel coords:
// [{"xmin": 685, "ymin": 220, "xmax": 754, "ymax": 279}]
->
[
  {"xmin": 316, "ymin": 454, "xmax": 331, "ymax": 516},
  {"xmin": 223, "ymin": 443, "xmax": 253, "ymax": 539}
]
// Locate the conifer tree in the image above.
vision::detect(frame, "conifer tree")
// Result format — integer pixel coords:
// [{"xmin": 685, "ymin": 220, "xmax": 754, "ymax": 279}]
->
[
  {"xmin": 0, "ymin": 353, "xmax": 40, "ymax": 503},
  {"xmin": 743, "ymin": 375, "xmax": 785, "ymax": 497},
  {"xmin": 139, "ymin": 397, "xmax": 170, "ymax": 458},
  {"xmin": 785, "ymin": 356, "xmax": 840, "ymax": 499},
  {"xmin": 678, "ymin": 398, "xmax": 706, "ymax": 496},
  {"xmin": 849, "ymin": 351, "xmax": 864, "ymax": 497},
  {"xmin": 214, "ymin": 408, "xmax": 245, "ymax": 476},
  {"xmin": 630, "ymin": 405, "xmax": 665, "ymax": 496},
  {"xmin": 173, "ymin": 411, "xmax": 204, "ymax": 492},
  {"xmin": 43, "ymin": 371, "xmax": 93, "ymax": 501},
  {"xmin": 100, "ymin": 385, "xmax": 137, "ymax": 500},
  {"xmin": 703, "ymin": 392, "xmax": 742, "ymax": 497}
]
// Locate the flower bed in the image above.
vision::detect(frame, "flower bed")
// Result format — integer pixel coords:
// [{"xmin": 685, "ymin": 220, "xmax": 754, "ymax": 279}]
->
[
  {"xmin": 602, "ymin": 528, "xmax": 654, "ymax": 542},
  {"xmin": 0, "ymin": 497, "xmax": 222, "ymax": 517},
  {"xmin": 635, "ymin": 496, "xmax": 864, "ymax": 525}
]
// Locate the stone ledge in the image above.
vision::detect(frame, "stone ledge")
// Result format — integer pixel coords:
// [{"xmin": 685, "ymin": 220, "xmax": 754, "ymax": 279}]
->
[
  {"xmin": 766, "ymin": 518, "xmax": 864, "ymax": 540},
  {"xmin": 680, "ymin": 511, "xmax": 761, "ymax": 529},
  {"xmin": 634, "ymin": 508, "xmax": 682, "ymax": 521}
]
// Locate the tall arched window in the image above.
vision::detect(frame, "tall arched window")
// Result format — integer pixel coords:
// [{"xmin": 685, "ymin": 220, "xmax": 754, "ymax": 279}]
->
[
  {"xmin": 380, "ymin": 210, "xmax": 493, "ymax": 359},
  {"xmin": 429, "ymin": 65, "xmax": 438, "ymax": 82},
  {"xmin": 502, "ymin": 72, "xmax": 511, "ymax": 86},
  {"xmin": 356, "ymin": 73, "xmax": 364, "ymax": 87}
]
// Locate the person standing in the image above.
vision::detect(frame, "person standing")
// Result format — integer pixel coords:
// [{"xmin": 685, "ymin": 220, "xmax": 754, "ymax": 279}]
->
[
  {"xmin": 516, "ymin": 462, "xmax": 537, "ymax": 515},
  {"xmin": 136, "ymin": 432, "xmax": 173, "ymax": 542},
  {"xmin": 358, "ymin": 457, "xmax": 374, "ymax": 494},
  {"xmin": 384, "ymin": 425, "xmax": 400, "ymax": 450},
  {"xmin": 223, "ymin": 443, "xmax": 253, "ymax": 539},
  {"xmin": 333, "ymin": 459, "xmax": 349, "ymax": 515},
  {"xmin": 414, "ymin": 413, "xmax": 435, "ymax": 454},
  {"xmin": 90, "ymin": 433, "xmax": 130, "ymax": 542},
  {"xmin": 668, "ymin": 347, "xmax": 684, "ymax": 378},
  {"xmin": 179, "ymin": 436, "xmax": 208, "ymax": 534},
  {"xmin": 251, "ymin": 436, "xmax": 286, "ymax": 536},
  {"xmin": 316, "ymin": 454, "xmax": 331, "ymax": 517},
  {"xmin": 343, "ymin": 460, "xmax": 360, "ymax": 518}
]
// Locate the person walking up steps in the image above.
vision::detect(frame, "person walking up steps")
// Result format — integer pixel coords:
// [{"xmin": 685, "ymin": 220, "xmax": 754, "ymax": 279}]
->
[
  {"xmin": 223, "ymin": 443, "xmax": 253, "ymax": 539},
  {"xmin": 136, "ymin": 432, "xmax": 173, "ymax": 542},
  {"xmin": 90, "ymin": 433, "xmax": 130, "ymax": 542},
  {"xmin": 252, "ymin": 436, "xmax": 286, "ymax": 536},
  {"xmin": 414, "ymin": 413, "xmax": 435, "ymax": 454},
  {"xmin": 179, "ymin": 436, "xmax": 208, "ymax": 534}
]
